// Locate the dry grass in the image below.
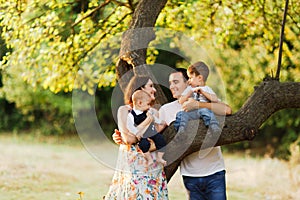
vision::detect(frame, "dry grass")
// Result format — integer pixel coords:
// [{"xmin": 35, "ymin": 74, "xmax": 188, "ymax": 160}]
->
[
  {"xmin": 226, "ymin": 153, "xmax": 300, "ymax": 200},
  {"xmin": 0, "ymin": 134, "xmax": 299, "ymax": 200}
]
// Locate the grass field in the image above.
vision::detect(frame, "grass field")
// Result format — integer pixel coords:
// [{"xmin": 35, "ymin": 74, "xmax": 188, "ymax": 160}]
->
[{"xmin": 1, "ymin": 133, "xmax": 299, "ymax": 200}]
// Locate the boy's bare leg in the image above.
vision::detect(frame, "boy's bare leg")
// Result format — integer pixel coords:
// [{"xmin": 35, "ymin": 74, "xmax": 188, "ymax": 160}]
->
[
  {"xmin": 157, "ymin": 152, "xmax": 167, "ymax": 166},
  {"xmin": 144, "ymin": 151, "xmax": 154, "ymax": 166}
]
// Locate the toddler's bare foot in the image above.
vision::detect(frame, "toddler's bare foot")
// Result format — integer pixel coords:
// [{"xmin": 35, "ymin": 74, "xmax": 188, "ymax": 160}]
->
[
  {"xmin": 157, "ymin": 158, "xmax": 167, "ymax": 166},
  {"xmin": 147, "ymin": 159, "xmax": 154, "ymax": 167}
]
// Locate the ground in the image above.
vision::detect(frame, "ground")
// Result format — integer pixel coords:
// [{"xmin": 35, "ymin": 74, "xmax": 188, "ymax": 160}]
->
[{"xmin": 0, "ymin": 133, "xmax": 299, "ymax": 200}]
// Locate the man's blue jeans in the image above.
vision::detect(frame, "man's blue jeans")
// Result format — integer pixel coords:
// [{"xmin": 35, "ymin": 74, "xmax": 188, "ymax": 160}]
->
[
  {"xmin": 182, "ymin": 170, "xmax": 227, "ymax": 200},
  {"xmin": 174, "ymin": 108, "xmax": 219, "ymax": 131}
]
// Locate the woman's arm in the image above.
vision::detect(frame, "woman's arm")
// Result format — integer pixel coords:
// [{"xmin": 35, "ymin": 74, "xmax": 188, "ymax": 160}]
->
[
  {"xmin": 116, "ymin": 105, "xmax": 153, "ymax": 145},
  {"xmin": 117, "ymin": 105, "xmax": 138, "ymax": 144},
  {"xmin": 182, "ymin": 98, "xmax": 232, "ymax": 115}
]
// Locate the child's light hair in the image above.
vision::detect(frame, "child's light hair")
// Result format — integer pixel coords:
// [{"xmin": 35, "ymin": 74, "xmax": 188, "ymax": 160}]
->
[{"xmin": 132, "ymin": 90, "xmax": 151, "ymax": 104}]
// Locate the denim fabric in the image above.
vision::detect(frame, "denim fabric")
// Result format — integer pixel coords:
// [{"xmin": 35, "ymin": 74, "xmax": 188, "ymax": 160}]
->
[
  {"xmin": 182, "ymin": 170, "xmax": 227, "ymax": 200},
  {"xmin": 174, "ymin": 108, "xmax": 219, "ymax": 131}
]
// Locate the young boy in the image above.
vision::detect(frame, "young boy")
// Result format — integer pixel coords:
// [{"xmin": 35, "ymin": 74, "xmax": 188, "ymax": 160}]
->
[
  {"xmin": 127, "ymin": 90, "xmax": 167, "ymax": 166},
  {"xmin": 174, "ymin": 61, "xmax": 222, "ymax": 136}
]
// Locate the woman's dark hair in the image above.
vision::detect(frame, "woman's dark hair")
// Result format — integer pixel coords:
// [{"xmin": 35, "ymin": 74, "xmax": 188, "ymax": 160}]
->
[{"xmin": 124, "ymin": 76, "xmax": 151, "ymax": 105}]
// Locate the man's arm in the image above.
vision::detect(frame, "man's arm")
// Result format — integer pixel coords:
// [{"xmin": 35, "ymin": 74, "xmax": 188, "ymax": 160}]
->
[
  {"xmin": 178, "ymin": 90, "xmax": 193, "ymax": 104},
  {"xmin": 178, "ymin": 86, "xmax": 193, "ymax": 104},
  {"xmin": 182, "ymin": 98, "xmax": 232, "ymax": 115}
]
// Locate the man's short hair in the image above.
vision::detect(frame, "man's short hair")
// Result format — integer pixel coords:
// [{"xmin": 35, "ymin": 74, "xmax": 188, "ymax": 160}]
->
[{"xmin": 172, "ymin": 68, "xmax": 189, "ymax": 82}]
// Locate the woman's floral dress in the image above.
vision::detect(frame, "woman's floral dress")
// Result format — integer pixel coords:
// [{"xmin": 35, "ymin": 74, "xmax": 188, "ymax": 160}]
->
[{"xmin": 104, "ymin": 144, "xmax": 168, "ymax": 200}]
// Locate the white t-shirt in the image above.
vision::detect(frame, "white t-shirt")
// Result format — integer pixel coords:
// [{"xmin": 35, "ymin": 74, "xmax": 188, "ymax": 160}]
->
[
  {"xmin": 127, "ymin": 108, "xmax": 143, "ymax": 135},
  {"xmin": 182, "ymin": 85, "xmax": 216, "ymax": 102},
  {"xmin": 127, "ymin": 108, "xmax": 162, "ymax": 136},
  {"xmin": 159, "ymin": 100, "xmax": 225, "ymax": 177}
]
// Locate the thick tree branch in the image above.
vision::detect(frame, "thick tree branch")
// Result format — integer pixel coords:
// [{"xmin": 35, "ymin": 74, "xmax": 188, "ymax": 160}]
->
[{"xmin": 163, "ymin": 80, "xmax": 300, "ymax": 181}]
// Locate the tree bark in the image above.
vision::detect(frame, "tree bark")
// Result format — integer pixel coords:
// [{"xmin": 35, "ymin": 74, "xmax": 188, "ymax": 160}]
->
[
  {"xmin": 163, "ymin": 80, "xmax": 300, "ymax": 181},
  {"xmin": 116, "ymin": 0, "xmax": 167, "ymax": 78},
  {"xmin": 119, "ymin": 0, "xmax": 167, "ymax": 65},
  {"xmin": 116, "ymin": 0, "xmax": 168, "ymax": 103}
]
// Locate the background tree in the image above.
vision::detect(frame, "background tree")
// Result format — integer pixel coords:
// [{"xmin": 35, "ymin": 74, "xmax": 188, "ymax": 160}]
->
[{"xmin": 0, "ymin": 0, "xmax": 299, "ymax": 180}]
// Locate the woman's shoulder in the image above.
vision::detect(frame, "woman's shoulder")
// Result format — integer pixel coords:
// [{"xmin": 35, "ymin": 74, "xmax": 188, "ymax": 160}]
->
[{"xmin": 118, "ymin": 105, "xmax": 132, "ymax": 112}]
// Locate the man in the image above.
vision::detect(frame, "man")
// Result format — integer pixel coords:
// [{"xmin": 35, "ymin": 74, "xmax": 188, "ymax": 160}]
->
[{"xmin": 158, "ymin": 67, "xmax": 231, "ymax": 200}]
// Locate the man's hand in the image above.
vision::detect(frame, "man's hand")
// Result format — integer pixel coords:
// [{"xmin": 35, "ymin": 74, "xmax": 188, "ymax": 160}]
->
[{"xmin": 182, "ymin": 98, "xmax": 199, "ymax": 112}]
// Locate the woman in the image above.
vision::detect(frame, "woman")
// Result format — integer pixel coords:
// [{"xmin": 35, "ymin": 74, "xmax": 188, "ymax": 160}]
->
[{"xmin": 104, "ymin": 76, "xmax": 168, "ymax": 200}]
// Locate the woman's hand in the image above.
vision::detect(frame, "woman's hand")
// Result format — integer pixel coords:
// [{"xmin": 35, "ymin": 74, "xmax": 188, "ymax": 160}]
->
[
  {"xmin": 113, "ymin": 129, "xmax": 139, "ymax": 145},
  {"xmin": 112, "ymin": 129, "xmax": 123, "ymax": 145}
]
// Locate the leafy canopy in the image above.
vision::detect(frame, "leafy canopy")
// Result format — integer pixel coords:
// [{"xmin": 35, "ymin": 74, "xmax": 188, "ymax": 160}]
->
[
  {"xmin": 0, "ymin": 0, "xmax": 299, "ymax": 157},
  {"xmin": 0, "ymin": 0, "xmax": 299, "ymax": 99},
  {"xmin": 1, "ymin": 0, "xmax": 133, "ymax": 94}
]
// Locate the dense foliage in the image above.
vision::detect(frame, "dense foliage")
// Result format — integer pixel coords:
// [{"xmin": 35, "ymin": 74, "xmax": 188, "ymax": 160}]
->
[{"xmin": 0, "ymin": 0, "xmax": 299, "ymax": 158}]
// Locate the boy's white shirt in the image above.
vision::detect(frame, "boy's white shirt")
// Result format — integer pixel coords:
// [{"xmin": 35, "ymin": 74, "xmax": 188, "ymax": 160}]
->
[
  {"xmin": 181, "ymin": 85, "xmax": 216, "ymax": 102},
  {"xmin": 127, "ymin": 107, "xmax": 163, "ymax": 136},
  {"xmin": 159, "ymin": 100, "xmax": 225, "ymax": 177},
  {"xmin": 126, "ymin": 108, "xmax": 142, "ymax": 136}
]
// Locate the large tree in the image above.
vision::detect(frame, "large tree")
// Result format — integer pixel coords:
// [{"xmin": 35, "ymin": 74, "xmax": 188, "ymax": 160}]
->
[
  {"xmin": 1, "ymin": 0, "xmax": 300, "ymax": 180},
  {"xmin": 115, "ymin": 0, "xmax": 300, "ymax": 180}
]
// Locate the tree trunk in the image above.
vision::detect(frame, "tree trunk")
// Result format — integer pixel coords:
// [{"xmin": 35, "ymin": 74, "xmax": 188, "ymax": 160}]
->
[
  {"xmin": 116, "ymin": 0, "xmax": 168, "ymax": 103},
  {"xmin": 116, "ymin": 0, "xmax": 168, "ymax": 81},
  {"xmin": 114, "ymin": 0, "xmax": 300, "ymax": 182},
  {"xmin": 163, "ymin": 80, "xmax": 300, "ymax": 181},
  {"xmin": 119, "ymin": 0, "xmax": 167, "ymax": 67}
]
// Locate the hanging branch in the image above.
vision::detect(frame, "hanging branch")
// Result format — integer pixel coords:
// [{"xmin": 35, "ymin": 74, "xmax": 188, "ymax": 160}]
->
[{"xmin": 276, "ymin": 0, "xmax": 289, "ymax": 80}]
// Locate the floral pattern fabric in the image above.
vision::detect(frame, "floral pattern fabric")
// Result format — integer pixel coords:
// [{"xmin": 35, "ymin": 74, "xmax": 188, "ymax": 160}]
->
[{"xmin": 104, "ymin": 144, "xmax": 168, "ymax": 200}]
